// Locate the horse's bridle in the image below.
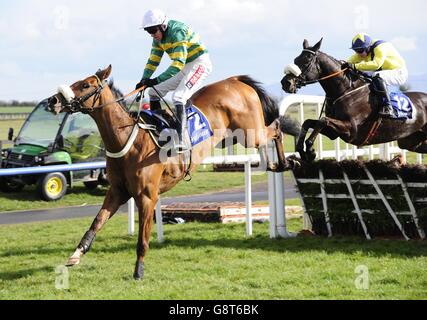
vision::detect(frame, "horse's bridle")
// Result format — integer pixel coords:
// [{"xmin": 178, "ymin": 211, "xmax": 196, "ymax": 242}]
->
[
  {"xmin": 58, "ymin": 75, "xmax": 106, "ymax": 114},
  {"xmin": 57, "ymin": 75, "xmax": 146, "ymax": 114},
  {"xmin": 287, "ymin": 49, "xmax": 348, "ymax": 88}
]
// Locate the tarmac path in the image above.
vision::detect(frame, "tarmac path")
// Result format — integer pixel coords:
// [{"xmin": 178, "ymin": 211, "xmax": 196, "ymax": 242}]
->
[{"xmin": 0, "ymin": 178, "xmax": 298, "ymax": 225}]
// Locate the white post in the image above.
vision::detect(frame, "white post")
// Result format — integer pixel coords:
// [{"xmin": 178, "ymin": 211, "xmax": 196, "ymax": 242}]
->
[
  {"xmin": 335, "ymin": 140, "xmax": 341, "ymax": 161},
  {"xmin": 317, "ymin": 103, "xmax": 324, "ymax": 159},
  {"xmin": 380, "ymin": 143, "xmax": 391, "ymax": 161},
  {"xmin": 299, "ymin": 102, "xmax": 305, "ymax": 126},
  {"xmin": 352, "ymin": 146, "xmax": 358, "ymax": 160},
  {"xmin": 268, "ymin": 171, "xmax": 278, "ymax": 238},
  {"xmin": 244, "ymin": 160, "xmax": 253, "ymax": 237},
  {"xmin": 417, "ymin": 153, "xmax": 423, "ymax": 165},
  {"xmin": 402, "ymin": 150, "xmax": 407, "ymax": 163},
  {"xmin": 379, "ymin": 143, "xmax": 386, "ymax": 160},
  {"xmin": 128, "ymin": 198, "xmax": 135, "ymax": 235},
  {"xmin": 155, "ymin": 199, "xmax": 164, "ymax": 243},
  {"xmin": 268, "ymin": 140, "xmax": 278, "ymax": 238},
  {"xmin": 345, "ymin": 143, "xmax": 350, "ymax": 160},
  {"xmin": 369, "ymin": 145, "xmax": 374, "ymax": 160},
  {"xmin": 274, "ymin": 172, "xmax": 290, "ymax": 238}
]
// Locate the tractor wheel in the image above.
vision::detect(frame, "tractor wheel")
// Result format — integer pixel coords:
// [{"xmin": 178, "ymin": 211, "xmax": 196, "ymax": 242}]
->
[{"xmin": 37, "ymin": 172, "xmax": 67, "ymax": 201}]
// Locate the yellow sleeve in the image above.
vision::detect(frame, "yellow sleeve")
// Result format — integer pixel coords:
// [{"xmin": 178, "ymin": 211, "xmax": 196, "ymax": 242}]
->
[
  {"xmin": 348, "ymin": 54, "xmax": 362, "ymax": 64},
  {"xmin": 354, "ymin": 47, "xmax": 386, "ymax": 71}
]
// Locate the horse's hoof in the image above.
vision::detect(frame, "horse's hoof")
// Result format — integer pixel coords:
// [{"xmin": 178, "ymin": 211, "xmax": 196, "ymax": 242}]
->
[
  {"xmin": 65, "ymin": 257, "xmax": 80, "ymax": 267},
  {"xmin": 133, "ymin": 262, "xmax": 144, "ymax": 280},
  {"xmin": 287, "ymin": 158, "xmax": 301, "ymax": 170},
  {"xmin": 307, "ymin": 151, "xmax": 316, "ymax": 162},
  {"xmin": 266, "ymin": 162, "xmax": 278, "ymax": 172},
  {"xmin": 66, "ymin": 248, "xmax": 83, "ymax": 267}
]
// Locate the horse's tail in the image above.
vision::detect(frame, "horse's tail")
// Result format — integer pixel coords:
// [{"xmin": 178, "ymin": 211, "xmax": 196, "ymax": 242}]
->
[{"xmin": 236, "ymin": 75, "xmax": 301, "ymax": 137}]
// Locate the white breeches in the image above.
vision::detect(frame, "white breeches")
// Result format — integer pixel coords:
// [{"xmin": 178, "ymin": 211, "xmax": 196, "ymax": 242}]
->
[
  {"xmin": 373, "ymin": 66, "xmax": 408, "ymax": 87},
  {"xmin": 147, "ymin": 54, "xmax": 212, "ymax": 105}
]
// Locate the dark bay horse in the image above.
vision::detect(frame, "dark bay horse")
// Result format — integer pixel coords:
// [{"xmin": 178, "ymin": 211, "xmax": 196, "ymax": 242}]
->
[
  {"xmin": 47, "ymin": 65, "xmax": 300, "ymax": 280},
  {"xmin": 281, "ymin": 38, "xmax": 427, "ymax": 161}
]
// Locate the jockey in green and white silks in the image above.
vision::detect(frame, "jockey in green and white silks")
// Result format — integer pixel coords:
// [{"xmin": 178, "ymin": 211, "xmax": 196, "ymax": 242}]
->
[
  {"xmin": 135, "ymin": 9, "xmax": 212, "ymax": 152},
  {"xmin": 345, "ymin": 33, "xmax": 408, "ymax": 118}
]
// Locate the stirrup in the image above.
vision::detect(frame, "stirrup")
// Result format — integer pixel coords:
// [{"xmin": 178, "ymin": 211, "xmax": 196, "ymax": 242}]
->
[
  {"xmin": 174, "ymin": 142, "xmax": 190, "ymax": 153},
  {"xmin": 379, "ymin": 105, "xmax": 394, "ymax": 118}
]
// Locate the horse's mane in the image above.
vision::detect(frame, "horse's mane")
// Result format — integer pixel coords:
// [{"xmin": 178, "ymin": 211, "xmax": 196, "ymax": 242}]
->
[
  {"xmin": 319, "ymin": 51, "xmax": 342, "ymax": 65},
  {"xmin": 108, "ymin": 79, "xmax": 127, "ymax": 109},
  {"xmin": 318, "ymin": 51, "xmax": 367, "ymax": 85}
]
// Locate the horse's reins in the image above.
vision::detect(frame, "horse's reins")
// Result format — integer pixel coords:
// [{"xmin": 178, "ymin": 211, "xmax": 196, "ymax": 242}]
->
[
  {"xmin": 296, "ymin": 49, "xmax": 349, "ymax": 86},
  {"xmin": 62, "ymin": 74, "xmax": 148, "ymax": 115},
  {"xmin": 77, "ymin": 76, "xmax": 193, "ymax": 175}
]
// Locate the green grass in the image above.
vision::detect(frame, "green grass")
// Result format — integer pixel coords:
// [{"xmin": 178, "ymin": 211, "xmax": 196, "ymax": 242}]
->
[
  {"xmin": 0, "ymin": 120, "xmax": 24, "ymax": 142},
  {"xmin": 0, "ymin": 216, "xmax": 426, "ymax": 299},
  {"xmin": 0, "ymin": 170, "xmax": 270, "ymax": 212},
  {"xmin": 0, "ymin": 107, "xmax": 34, "ymax": 114}
]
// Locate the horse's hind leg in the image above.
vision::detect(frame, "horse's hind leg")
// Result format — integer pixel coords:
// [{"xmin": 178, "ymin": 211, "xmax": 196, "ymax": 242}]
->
[
  {"xmin": 398, "ymin": 132, "xmax": 427, "ymax": 153},
  {"xmin": 264, "ymin": 119, "xmax": 291, "ymax": 172},
  {"xmin": 66, "ymin": 187, "xmax": 129, "ymax": 267}
]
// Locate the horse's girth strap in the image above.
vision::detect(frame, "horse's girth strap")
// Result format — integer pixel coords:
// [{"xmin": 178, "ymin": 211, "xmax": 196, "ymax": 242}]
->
[{"xmin": 360, "ymin": 119, "xmax": 382, "ymax": 147}]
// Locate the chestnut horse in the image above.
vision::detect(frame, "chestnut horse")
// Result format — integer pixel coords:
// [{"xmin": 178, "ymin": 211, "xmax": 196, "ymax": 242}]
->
[
  {"xmin": 47, "ymin": 65, "xmax": 300, "ymax": 280},
  {"xmin": 281, "ymin": 39, "xmax": 427, "ymax": 161}
]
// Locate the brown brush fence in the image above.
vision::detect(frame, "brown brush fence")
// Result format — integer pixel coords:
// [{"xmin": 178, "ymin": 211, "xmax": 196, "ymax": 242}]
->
[{"xmin": 292, "ymin": 159, "xmax": 427, "ymax": 240}]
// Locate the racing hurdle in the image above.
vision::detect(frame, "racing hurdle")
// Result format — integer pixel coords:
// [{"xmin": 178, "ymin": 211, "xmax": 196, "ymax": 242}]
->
[{"xmin": 129, "ymin": 151, "xmax": 295, "ymax": 242}]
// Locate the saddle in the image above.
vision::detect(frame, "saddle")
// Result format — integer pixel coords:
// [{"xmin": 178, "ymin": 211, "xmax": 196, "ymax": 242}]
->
[
  {"xmin": 136, "ymin": 109, "xmax": 178, "ymax": 148},
  {"xmin": 347, "ymin": 70, "xmax": 413, "ymax": 120},
  {"xmin": 131, "ymin": 102, "xmax": 213, "ymax": 181}
]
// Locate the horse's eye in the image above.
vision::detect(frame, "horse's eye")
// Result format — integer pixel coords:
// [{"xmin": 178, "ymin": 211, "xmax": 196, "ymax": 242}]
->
[{"xmin": 82, "ymin": 83, "xmax": 90, "ymax": 89}]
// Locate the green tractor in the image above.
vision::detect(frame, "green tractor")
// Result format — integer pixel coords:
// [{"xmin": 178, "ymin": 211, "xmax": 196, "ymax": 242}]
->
[{"xmin": 0, "ymin": 99, "xmax": 107, "ymax": 201}]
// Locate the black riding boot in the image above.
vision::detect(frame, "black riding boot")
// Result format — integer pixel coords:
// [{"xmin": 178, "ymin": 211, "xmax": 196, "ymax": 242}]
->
[
  {"xmin": 373, "ymin": 76, "xmax": 394, "ymax": 118},
  {"xmin": 149, "ymin": 100, "xmax": 162, "ymax": 112},
  {"xmin": 175, "ymin": 103, "xmax": 188, "ymax": 152}
]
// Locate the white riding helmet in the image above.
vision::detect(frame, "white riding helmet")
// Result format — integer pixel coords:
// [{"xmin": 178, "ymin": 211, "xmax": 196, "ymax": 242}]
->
[{"xmin": 141, "ymin": 9, "xmax": 169, "ymax": 29}]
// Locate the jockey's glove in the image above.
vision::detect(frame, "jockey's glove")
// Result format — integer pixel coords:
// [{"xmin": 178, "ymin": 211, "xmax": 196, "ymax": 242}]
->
[
  {"xmin": 135, "ymin": 78, "xmax": 158, "ymax": 90},
  {"xmin": 341, "ymin": 62, "xmax": 355, "ymax": 70}
]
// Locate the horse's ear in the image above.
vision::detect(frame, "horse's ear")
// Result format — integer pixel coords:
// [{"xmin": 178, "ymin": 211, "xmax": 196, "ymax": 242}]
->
[
  {"xmin": 97, "ymin": 65, "xmax": 112, "ymax": 81},
  {"xmin": 312, "ymin": 38, "xmax": 323, "ymax": 52},
  {"xmin": 303, "ymin": 39, "xmax": 310, "ymax": 49}
]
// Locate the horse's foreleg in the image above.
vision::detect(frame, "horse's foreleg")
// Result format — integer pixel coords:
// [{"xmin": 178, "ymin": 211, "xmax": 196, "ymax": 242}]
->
[
  {"xmin": 297, "ymin": 119, "xmax": 319, "ymax": 160},
  {"xmin": 133, "ymin": 194, "xmax": 158, "ymax": 280},
  {"xmin": 304, "ymin": 118, "xmax": 328, "ymax": 162},
  {"xmin": 66, "ymin": 187, "xmax": 129, "ymax": 267},
  {"xmin": 301, "ymin": 118, "xmax": 353, "ymax": 161}
]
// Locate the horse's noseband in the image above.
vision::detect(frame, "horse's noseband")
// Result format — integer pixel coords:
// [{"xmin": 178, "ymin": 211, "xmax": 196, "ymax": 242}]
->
[{"xmin": 57, "ymin": 75, "xmax": 105, "ymax": 114}]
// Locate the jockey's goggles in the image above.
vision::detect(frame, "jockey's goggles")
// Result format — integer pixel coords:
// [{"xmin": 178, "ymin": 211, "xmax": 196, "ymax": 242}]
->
[
  {"xmin": 354, "ymin": 48, "xmax": 367, "ymax": 54},
  {"xmin": 144, "ymin": 26, "xmax": 159, "ymax": 35}
]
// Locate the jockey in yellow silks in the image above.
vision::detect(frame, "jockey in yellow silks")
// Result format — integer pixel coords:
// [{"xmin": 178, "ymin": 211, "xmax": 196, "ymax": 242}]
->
[{"xmin": 345, "ymin": 33, "xmax": 408, "ymax": 118}]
